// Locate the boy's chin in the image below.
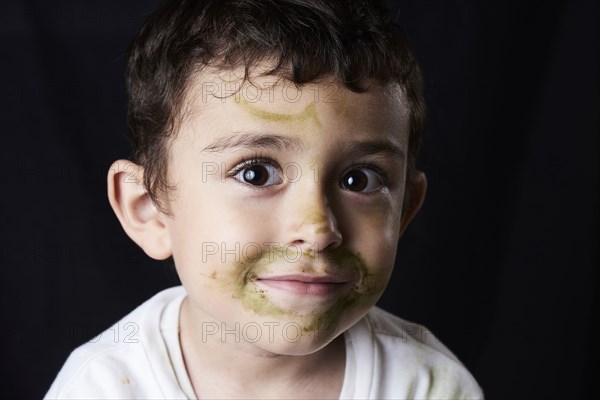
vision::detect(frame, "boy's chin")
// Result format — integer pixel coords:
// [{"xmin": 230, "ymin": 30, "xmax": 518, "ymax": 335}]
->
[
  {"xmin": 251, "ymin": 330, "xmax": 342, "ymax": 357},
  {"xmin": 229, "ymin": 303, "xmax": 371, "ymax": 356}
]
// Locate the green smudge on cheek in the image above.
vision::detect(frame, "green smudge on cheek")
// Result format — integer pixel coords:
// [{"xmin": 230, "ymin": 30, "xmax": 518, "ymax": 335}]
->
[{"xmin": 226, "ymin": 246, "xmax": 294, "ymax": 318}]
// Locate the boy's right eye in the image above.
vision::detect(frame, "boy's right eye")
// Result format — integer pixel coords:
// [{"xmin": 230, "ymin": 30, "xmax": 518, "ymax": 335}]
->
[{"xmin": 231, "ymin": 163, "xmax": 283, "ymax": 187}]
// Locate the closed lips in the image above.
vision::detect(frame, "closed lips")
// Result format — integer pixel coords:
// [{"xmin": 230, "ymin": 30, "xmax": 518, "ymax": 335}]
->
[{"xmin": 255, "ymin": 275, "xmax": 350, "ymax": 295}]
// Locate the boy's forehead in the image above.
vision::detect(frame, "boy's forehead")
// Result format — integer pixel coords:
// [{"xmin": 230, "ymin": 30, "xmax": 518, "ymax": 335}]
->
[
  {"xmin": 169, "ymin": 67, "xmax": 411, "ymax": 182},
  {"xmin": 183, "ymin": 67, "xmax": 410, "ymax": 131}
]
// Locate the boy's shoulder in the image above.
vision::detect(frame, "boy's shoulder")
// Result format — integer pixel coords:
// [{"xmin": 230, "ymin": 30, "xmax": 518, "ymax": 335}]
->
[
  {"xmin": 344, "ymin": 307, "xmax": 484, "ymax": 399},
  {"xmin": 44, "ymin": 286, "xmax": 187, "ymax": 399}
]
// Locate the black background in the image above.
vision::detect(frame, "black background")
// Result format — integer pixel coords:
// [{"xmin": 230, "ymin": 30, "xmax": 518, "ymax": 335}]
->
[{"xmin": 1, "ymin": 0, "xmax": 598, "ymax": 398}]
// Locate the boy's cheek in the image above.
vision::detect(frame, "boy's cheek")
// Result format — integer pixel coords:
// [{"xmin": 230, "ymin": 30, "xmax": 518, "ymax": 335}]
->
[{"xmin": 344, "ymin": 209, "xmax": 402, "ymax": 251}]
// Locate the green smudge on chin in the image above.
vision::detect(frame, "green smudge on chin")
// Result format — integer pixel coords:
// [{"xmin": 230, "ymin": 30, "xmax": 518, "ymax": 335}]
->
[{"xmin": 227, "ymin": 246, "xmax": 377, "ymax": 336}]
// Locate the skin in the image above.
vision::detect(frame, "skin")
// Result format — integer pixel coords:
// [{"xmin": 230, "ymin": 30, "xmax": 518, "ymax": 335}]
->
[
  {"xmin": 239, "ymin": 98, "xmax": 322, "ymax": 127},
  {"xmin": 174, "ymin": 76, "xmax": 404, "ymax": 351},
  {"xmin": 228, "ymin": 244, "xmax": 375, "ymax": 337},
  {"xmin": 107, "ymin": 69, "xmax": 427, "ymax": 399}
]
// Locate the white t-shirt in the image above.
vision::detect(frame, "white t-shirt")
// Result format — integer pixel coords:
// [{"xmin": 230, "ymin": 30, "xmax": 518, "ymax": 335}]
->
[{"xmin": 45, "ymin": 286, "xmax": 483, "ymax": 399}]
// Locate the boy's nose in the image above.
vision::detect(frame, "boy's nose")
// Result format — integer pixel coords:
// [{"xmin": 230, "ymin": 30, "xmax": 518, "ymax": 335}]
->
[{"xmin": 283, "ymin": 189, "xmax": 343, "ymax": 253}]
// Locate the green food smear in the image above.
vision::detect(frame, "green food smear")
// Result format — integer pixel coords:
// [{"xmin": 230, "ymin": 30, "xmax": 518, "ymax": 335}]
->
[
  {"xmin": 226, "ymin": 245, "xmax": 378, "ymax": 337},
  {"xmin": 239, "ymin": 98, "xmax": 322, "ymax": 127},
  {"xmin": 303, "ymin": 248, "xmax": 376, "ymax": 338}
]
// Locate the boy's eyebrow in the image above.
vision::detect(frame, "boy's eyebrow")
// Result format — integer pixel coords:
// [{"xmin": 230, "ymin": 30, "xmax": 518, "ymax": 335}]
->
[
  {"xmin": 201, "ymin": 132, "xmax": 302, "ymax": 153},
  {"xmin": 346, "ymin": 139, "xmax": 405, "ymax": 160},
  {"xmin": 201, "ymin": 132, "xmax": 404, "ymax": 160}
]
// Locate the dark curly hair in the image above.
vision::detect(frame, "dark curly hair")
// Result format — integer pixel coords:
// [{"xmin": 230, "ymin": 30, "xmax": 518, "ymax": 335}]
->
[{"xmin": 126, "ymin": 0, "xmax": 425, "ymax": 213}]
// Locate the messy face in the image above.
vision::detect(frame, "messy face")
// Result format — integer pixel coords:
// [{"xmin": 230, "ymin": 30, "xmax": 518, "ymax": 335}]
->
[{"xmin": 164, "ymin": 70, "xmax": 410, "ymax": 355}]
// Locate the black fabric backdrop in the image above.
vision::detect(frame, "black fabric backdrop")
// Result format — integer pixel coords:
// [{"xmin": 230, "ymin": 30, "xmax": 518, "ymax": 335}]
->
[{"xmin": 0, "ymin": 0, "xmax": 598, "ymax": 398}]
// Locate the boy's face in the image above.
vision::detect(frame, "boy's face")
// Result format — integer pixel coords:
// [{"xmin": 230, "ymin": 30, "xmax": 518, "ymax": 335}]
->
[{"xmin": 164, "ymin": 70, "xmax": 412, "ymax": 355}]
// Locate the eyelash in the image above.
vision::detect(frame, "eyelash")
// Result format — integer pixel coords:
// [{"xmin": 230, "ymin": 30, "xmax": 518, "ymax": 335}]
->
[
  {"xmin": 227, "ymin": 155, "xmax": 390, "ymax": 191},
  {"xmin": 226, "ymin": 153, "xmax": 281, "ymax": 187}
]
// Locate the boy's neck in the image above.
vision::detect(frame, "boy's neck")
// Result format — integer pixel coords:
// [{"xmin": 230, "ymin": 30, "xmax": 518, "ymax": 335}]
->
[{"xmin": 178, "ymin": 296, "xmax": 346, "ymax": 399}]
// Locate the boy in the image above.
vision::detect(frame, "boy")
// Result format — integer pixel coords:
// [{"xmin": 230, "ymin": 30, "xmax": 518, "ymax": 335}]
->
[{"xmin": 46, "ymin": 0, "xmax": 483, "ymax": 398}]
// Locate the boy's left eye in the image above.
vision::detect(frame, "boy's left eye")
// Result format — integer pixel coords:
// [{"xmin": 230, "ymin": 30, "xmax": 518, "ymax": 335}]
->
[
  {"xmin": 232, "ymin": 164, "xmax": 283, "ymax": 187},
  {"xmin": 340, "ymin": 167, "xmax": 384, "ymax": 193}
]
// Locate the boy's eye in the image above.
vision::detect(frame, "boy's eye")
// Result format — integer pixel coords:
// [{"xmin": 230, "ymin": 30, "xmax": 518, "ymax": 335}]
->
[
  {"xmin": 233, "ymin": 164, "xmax": 283, "ymax": 187},
  {"xmin": 340, "ymin": 168, "xmax": 384, "ymax": 193}
]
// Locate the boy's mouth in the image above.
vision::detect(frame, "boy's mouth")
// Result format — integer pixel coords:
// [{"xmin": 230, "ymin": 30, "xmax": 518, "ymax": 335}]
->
[{"xmin": 254, "ymin": 274, "xmax": 350, "ymax": 296}]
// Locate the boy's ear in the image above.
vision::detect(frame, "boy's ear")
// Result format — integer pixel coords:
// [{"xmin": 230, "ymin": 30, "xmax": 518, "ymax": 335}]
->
[
  {"xmin": 107, "ymin": 160, "xmax": 172, "ymax": 260},
  {"xmin": 399, "ymin": 171, "xmax": 427, "ymax": 237}
]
